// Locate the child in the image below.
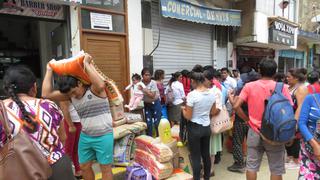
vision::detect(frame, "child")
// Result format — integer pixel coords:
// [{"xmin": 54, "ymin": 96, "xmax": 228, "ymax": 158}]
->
[{"xmin": 125, "ymin": 73, "xmax": 146, "ymax": 111}]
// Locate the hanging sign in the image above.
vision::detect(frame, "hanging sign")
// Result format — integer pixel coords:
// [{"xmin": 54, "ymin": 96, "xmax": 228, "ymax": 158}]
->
[
  {"xmin": 269, "ymin": 19, "xmax": 296, "ymax": 46},
  {"xmin": 160, "ymin": 0, "xmax": 241, "ymax": 26},
  {"xmin": 0, "ymin": 0, "xmax": 64, "ymax": 20},
  {"xmin": 90, "ymin": 12, "xmax": 113, "ymax": 31}
]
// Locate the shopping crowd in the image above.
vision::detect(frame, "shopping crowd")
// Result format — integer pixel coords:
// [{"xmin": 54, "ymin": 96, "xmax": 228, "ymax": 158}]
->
[{"xmin": 0, "ymin": 54, "xmax": 319, "ymax": 180}]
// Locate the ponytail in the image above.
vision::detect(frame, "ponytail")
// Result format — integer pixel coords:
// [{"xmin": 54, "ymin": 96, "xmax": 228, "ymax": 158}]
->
[{"xmin": 7, "ymin": 84, "xmax": 37, "ymax": 133}]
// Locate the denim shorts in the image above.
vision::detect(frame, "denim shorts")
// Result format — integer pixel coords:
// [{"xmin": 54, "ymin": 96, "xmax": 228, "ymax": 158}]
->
[
  {"xmin": 246, "ymin": 128, "xmax": 286, "ymax": 175},
  {"xmin": 78, "ymin": 132, "xmax": 114, "ymax": 165}
]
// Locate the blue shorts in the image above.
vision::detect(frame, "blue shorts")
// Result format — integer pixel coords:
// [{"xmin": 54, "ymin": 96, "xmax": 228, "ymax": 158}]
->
[{"xmin": 78, "ymin": 132, "xmax": 114, "ymax": 165}]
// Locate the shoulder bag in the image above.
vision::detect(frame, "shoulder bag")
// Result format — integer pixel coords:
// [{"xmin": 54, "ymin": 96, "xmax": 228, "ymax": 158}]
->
[
  {"xmin": 210, "ymin": 105, "xmax": 232, "ymax": 134},
  {"xmin": 0, "ymin": 100, "xmax": 52, "ymax": 180}
]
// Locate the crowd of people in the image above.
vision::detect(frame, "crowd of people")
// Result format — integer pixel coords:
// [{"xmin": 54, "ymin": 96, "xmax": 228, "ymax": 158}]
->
[{"xmin": 0, "ymin": 53, "xmax": 320, "ymax": 180}]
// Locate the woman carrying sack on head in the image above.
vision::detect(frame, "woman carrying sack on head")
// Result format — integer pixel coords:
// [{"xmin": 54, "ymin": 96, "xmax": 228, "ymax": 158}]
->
[{"xmin": 0, "ymin": 65, "xmax": 75, "ymax": 180}]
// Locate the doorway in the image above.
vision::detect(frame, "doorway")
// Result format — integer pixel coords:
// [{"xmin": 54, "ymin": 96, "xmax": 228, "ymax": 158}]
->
[
  {"xmin": 0, "ymin": 15, "xmax": 69, "ymax": 98},
  {"xmin": 82, "ymin": 33, "xmax": 129, "ymax": 102}
]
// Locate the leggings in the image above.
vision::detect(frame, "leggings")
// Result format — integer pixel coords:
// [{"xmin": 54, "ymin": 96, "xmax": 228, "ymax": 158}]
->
[
  {"xmin": 232, "ymin": 119, "xmax": 249, "ymax": 165},
  {"xmin": 144, "ymin": 99, "xmax": 162, "ymax": 136},
  {"xmin": 64, "ymin": 122, "xmax": 82, "ymax": 173},
  {"xmin": 187, "ymin": 122, "xmax": 211, "ymax": 180}
]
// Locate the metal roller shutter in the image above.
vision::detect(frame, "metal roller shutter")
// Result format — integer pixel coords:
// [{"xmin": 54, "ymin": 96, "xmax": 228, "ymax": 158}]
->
[{"xmin": 151, "ymin": 1, "xmax": 213, "ymax": 80}]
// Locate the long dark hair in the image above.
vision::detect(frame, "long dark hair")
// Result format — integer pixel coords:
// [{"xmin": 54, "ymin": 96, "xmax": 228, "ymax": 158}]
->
[
  {"xmin": 168, "ymin": 71, "xmax": 182, "ymax": 86},
  {"xmin": 3, "ymin": 65, "xmax": 38, "ymax": 133}
]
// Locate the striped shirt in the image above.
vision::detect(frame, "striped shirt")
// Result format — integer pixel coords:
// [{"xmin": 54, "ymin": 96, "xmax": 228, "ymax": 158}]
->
[{"xmin": 72, "ymin": 89, "xmax": 113, "ymax": 136}]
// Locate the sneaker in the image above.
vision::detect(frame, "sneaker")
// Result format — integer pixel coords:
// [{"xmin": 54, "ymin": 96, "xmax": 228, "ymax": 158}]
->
[
  {"xmin": 285, "ymin": 161, "xmax": 300, "ymax": 170},
  {"xmin": 227, "ymin": 163, "xmax": 246, "ymax": 173}
]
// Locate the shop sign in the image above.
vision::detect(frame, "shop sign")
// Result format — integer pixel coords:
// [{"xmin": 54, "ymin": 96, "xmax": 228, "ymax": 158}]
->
[
  {"xmin": 237, "ymin": 46, "xmax": 275, "ymax": 57},
  {"xmin": 90, "ymin": 12, "xmax": 113, "ymax": 31},
  {"xmin": 160, "ymin": 0, "xmax": 241, "ymax": 27},
  {"xmin": 269, "ymin": 20, "xmax": 296, "ymax": 46},
  {"xmin": 0, "ymin": 0, "xmax": 64, "ymax": 20}
]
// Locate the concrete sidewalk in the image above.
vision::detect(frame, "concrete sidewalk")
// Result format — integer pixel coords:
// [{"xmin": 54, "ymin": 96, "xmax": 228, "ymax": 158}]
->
[{"xmin": 213, "ymin": 150, "xmax": 299, "ymax": 180}]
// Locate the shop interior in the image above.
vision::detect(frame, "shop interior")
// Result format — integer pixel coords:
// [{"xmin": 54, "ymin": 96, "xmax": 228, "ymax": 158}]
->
[{"xmin": 0, "ymin": 15, "xmax": 68, "ymax": 98}]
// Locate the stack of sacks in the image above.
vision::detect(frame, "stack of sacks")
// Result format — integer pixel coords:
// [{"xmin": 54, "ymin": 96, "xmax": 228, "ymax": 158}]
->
[
  {"xmin": 135, "ymin": 135, "xmax": 173, "ymax": 163},
  {"xmin": 111, "ymin": 103, "xmax": 126, "ymax": 127},
  {"xmin": 155, "ymin": 138, "xmax": 178, "ymax": 169},
  {"xmin": 134, "ymin": 149, "xmax": 173, "ymax": 179},
  {"xmin": 125, "ymin": 112, "xmax": 143, "ymax": 124},
  {"xmin": 114, "ymin": 134, "xmax": 135, "ymax": 166},
  {"xmin": 114, "ymin": 122, "xmax": 147, "ymax": 140},
  {"xmin": 134, "ymin": 135, "xmax": 173, "ymax": 179}
]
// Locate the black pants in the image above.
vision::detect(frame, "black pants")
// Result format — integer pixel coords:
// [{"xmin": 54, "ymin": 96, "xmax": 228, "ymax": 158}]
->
[
  {"xmin": 232, "ymin": 119, "xmax": 249, "ymax": 166},
  {"xmin": 48, "ymin": 155, "xmax": 76, "ymax": 180},
  {"xmin": 187, "ymin": 122, "xmax": 211, "ymax": 180},
  {"xmin": 285, "ymin": 138, "xmax": 300, "ymax": 159}
]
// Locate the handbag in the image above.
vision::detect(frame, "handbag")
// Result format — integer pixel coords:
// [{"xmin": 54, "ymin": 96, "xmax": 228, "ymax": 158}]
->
[
  {"xmin": 0, "ymin": 100, "xmax": 52, "ymax": 180},
  {"xmin": 210, "ymin": 105, "xmax": 233, "ymax": 134}
]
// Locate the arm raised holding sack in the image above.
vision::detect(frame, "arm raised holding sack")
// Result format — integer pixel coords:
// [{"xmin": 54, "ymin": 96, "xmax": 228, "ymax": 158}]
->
[
  {"xmin": 83, "ymin": 54, "xmax": 106, "ymax": 98},
  {"xmin": 42, "ymin": 60, "xmax": 70, "ymax": 101}
]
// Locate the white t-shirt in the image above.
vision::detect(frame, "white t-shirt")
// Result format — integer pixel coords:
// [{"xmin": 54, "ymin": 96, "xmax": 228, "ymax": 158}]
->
[
  {"xmin": 223, "ymin": 76, "xmax": 237, "ymax": 91},
  {"xmin": 125, "ymin": 82, "xmax": 146, "ymax": 95},
  {"xmin": 166, "ymin": 81, "xmax": 185, "ymax": 105},
  {"xmin": 186, "ymin": 89, "xmax": 215, "ymax": 126}
]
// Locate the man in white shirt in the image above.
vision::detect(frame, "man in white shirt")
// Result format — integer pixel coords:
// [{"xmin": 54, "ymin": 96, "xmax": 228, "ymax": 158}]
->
[{"xmin": 221, "ymin": 67, "xmax": 237, "ymax": 91}]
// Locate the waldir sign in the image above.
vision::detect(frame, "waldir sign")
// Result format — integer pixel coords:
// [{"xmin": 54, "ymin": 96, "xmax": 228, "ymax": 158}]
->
[{"xmin": 160, "ymin": 0, "xmax": 241, "ymax": 27}]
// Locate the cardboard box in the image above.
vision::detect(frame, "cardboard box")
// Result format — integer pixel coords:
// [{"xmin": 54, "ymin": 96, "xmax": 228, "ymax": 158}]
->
[{"xmin": 110, "ymin": 103, "xmax": 125, "ymax": 120}]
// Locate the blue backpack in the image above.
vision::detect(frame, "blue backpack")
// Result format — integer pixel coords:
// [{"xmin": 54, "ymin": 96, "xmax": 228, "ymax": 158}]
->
[{"xmin": 260, "ymin": 82, "xmax": 296, "ymax": 144}]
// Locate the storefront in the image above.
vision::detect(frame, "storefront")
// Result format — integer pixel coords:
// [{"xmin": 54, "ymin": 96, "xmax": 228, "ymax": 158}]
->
[
  {"xmin": 278, "ymin": 50, "xmax": 304, "ymax": 73},
  {"xmin": 236, "ymin": 46, "xmax": 275, "ymax": 71},
  {"xmin": 0, "ymin": 0, "xmax": 74, "ymax": 98},
  {"xmin": 146, "ymin": 0, "xmax": 241, "ymax": 79}
]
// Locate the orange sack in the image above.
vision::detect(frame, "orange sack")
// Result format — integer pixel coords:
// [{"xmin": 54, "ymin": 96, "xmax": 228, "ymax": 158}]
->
[{"xmin": 49, "ymin": 52, "xmax": 124, "ymax": 105}]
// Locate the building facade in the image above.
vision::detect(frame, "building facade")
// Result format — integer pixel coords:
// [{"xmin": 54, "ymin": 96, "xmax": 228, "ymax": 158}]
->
[
  {"xmin": 0, "ymin": 0, "xmax": 144, "ymax": 103},
  {"xmin": 235, "ymin": 0, "xmax": 301, "ymax": 72},
  {"xmin": 141, "ymin": 0, "xmax": 241, "ymax": 81}
]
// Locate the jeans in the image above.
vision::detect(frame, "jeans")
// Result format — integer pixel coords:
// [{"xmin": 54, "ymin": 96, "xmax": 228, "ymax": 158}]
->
[
  {"xmin": 187, "ymin": 122, "xmax": 211, "ymax": 180},
  {"xmin": 144, "ymin": 99, "xmax": 162, "ymax": 136}
]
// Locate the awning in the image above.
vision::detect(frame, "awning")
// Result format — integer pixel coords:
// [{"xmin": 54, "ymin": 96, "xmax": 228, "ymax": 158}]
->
[
  {"xmin": 160, "ymin": 0, "xmax": 241, "ymax": 27},
  {"xmin": 44, "ymin": 0, "xmax": 82, "ymax": 6},
  {"xmin": 279, "ymin": 50, "xmax": 304, "ymax": 60},
  {"xmin": 298, "ymin": 29, "xmax": 320, "ymax": 44}
]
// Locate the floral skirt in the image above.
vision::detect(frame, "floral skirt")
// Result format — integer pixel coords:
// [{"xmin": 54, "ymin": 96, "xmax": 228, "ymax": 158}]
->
[{"xmin": 298, "ymin": 140, "xmax": 320, "ymax": 180}]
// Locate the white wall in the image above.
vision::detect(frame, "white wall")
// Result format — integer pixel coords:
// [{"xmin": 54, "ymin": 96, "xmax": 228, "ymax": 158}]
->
[
  {"xmin": 127, "ymin": 0, "xmax": 143, "ymax": 76},
  {"xmin": 254, "ymin": 11, "xmax": 269, "ymax": 44},
  {"xmin": 70, "ymin": 5, "xmax": 81, "ymax": 56}
]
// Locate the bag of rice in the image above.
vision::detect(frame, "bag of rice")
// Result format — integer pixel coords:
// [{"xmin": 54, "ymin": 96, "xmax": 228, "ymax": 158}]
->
[
  {"xmin": 134, "ymin": 149, "xmax": 173, "ymax": 179},
  {"xmin": 114, "ymin": 134, "xmax": 135, "ymax": 164},
  {"xmin": 135, "ymin": 135, "xmax": 173, "ymax": 163}
]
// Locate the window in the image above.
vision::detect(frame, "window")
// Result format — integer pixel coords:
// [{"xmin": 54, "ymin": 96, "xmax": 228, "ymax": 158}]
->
[
  {"xmin": 81, "ymin": 9, "xmax": 125, "ymax": 32},
  {"xmin": 83, "ymin": 0, "xmax": 124, "ymax": 12}
]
